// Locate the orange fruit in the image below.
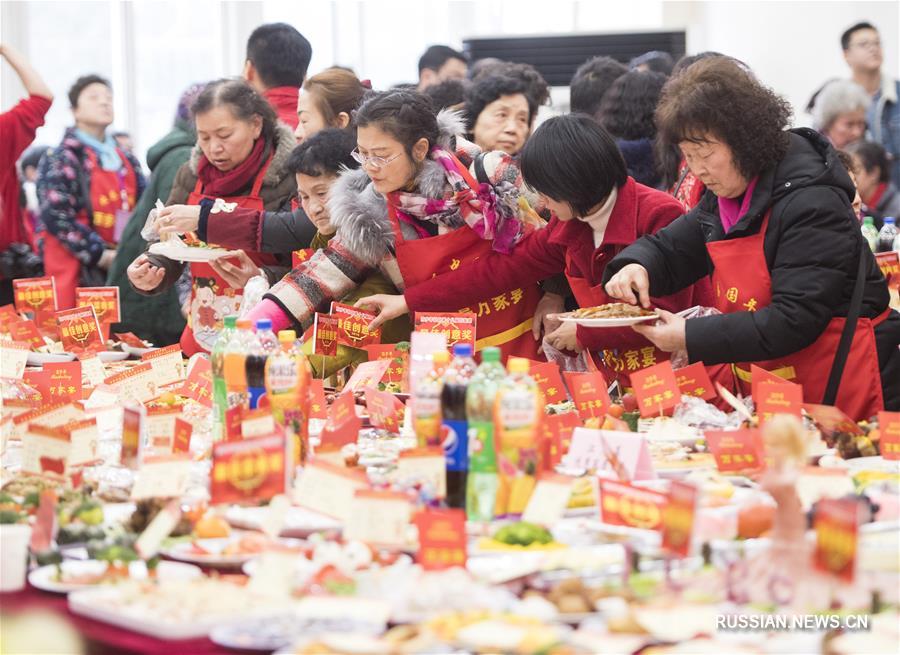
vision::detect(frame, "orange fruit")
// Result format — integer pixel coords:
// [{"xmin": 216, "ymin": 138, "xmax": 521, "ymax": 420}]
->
[
  {"xmin": 608, "ymin": 404, "xmax": 625, "ymax": 419},
  {"xmin": 194, "ymin": 514, "xmax": 231, "ymax": 538}
]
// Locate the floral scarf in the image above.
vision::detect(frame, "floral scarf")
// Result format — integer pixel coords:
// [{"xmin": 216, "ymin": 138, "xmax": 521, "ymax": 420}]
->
[{"xmin": 386, "ymin": 146, "xmax": 523, "ymax": 253}]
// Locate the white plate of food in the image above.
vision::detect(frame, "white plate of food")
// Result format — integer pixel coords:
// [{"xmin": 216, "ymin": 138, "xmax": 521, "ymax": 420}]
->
[
  {"xmin": 225, "ymin": 505, "xmax": 342, "ymax": 538},
  {"xmin": 28, "ymin": 559, "xmax": 201, "ymax": 594},
  {"xmin": 26, "ymin": 351, "xmax": 77, "ymax": 365},
  {"xmin": 161, "ymin": 534, "xmax": 307, "ymax": 568},
  {"xmin": 121, "ymin": 343, "xmax": 155, "ymax": 357},
  {"xmin": 149, "ymin": 240, "xmax": 239, "ymax": 263},
  {"xmin": 68, "ymin": 578, "xmax": 281, "ymax": 640},
  {"xmin": 559, "ymin": 303, "xmax": 659, "ymax": 328}
]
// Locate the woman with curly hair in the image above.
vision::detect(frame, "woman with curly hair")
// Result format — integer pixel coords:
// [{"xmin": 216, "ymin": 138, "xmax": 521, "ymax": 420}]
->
[
  {"xmin": 596, "ymin": 70, "xmax": 667, "ymax": 188},
  {"xmin": 604, "ymin": 56, "xmax": 899, "ymax": 418}
]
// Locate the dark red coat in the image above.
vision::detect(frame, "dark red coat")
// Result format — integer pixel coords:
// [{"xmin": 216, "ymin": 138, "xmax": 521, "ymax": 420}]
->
[{"xmin": 404, "ymin": 177, "xmax": 713, "ymax": 353}]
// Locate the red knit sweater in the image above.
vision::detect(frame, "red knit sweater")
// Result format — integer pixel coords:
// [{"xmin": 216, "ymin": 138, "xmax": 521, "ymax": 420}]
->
[
  {"xmin": 404, "ymin": 177, "xmax": 713, "ymax": 353},
  {"xmin": 0, "ymin": 94, "xmax": 51, "ymax": 251}
]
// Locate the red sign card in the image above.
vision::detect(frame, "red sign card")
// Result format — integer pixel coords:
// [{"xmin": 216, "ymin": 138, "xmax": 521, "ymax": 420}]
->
[
  {"xmin": 598, "ymin": 479, "xmax": 667, "ymax": 531},
  {"xmin": 180, "ymin": 356, "xmax": 212, "ymax": 406},
  {"xmin": 211, "ymin": 432, "xmax": 287, "ymax": 505},
  {"xmin": 342, "ymin": 359, "xmax": 392, "ymax": 396},
  {"xmin": 413, "ymin": 312, "xmax": 476, "ymax": 350},
  {"xmin": 364, "ymin": 387, "xmax": 404, "ymax": 433},
  {"xmin": 55, "ymin": 305, "xmax": 104, "ymax": 353},
  {"xmin": 563, "ymin": 371, "xmax": 611, "ymax": 420},
  {"xmin": 674, "ymin": 362, "xmax": 716, "ymax": 402},
  {"xmin": 413, "ymin": 507, "xmax": 467, "ymax": 570},
  {"xmin": 753, "ymin": 380, "xmax": 803, "ymax": 426},
  {"xmin": 705, "ymin": 429, "xmax": 765, "ymax": 473},
  {"xmin": 7, "ymin": 317, "xmax": 44, "ymax": 350},
  {"xmin": 331, "ymin": 302, "xmax": 381, "ymax": 348},
  {"xmin": 875, "ymin": 251, "xmax": 899, "ymax": 288},
  {"xmin": 13, "ymin": 276, "xmax": 57, "ymax": 315},
  {"xmin": 878, "ymin": 411, "xmax": 900, "ymax": 461},
  {"xmin": 312, "ymin": 313, "xmax": 339, "ymax": 356},
  {"xmin": 541, "ymin": 412, "xmax": 581, "ymax": 469},
  {"xmin": 813, "ymin": 498, "xmax": 858, "ymax": 582},
  {"xmin": 309, "ymin": 379, "xmax": 327, "ymax": 419},
  {"xmin": 319, "ymin": 392, "xmax": 361, "ymax": 448},
  {"xmin": 527, "ymin": 360, "xmax": 567, "ymax": 404},
  {"xmin": 803, "ymin": 403, "xmax": 864, "ymax": 439},
  {"xmin": 172, "ymin": 417, "xmax": 193, "ymax": 454},
  {"xmin": 661, "ymin": 480, "xmax": 698, "ymax": 557},
  {"xmin": 26, "ymin": 361, "xmax": 82, "ymax": 403},
  {"xmin": 75, "ymin": 286, "xmax": 121, "ymax": 323},
  {"xmin": 362, "ymin": 344, "xmax": 409, "ymax": 393},
  {"xmin": 630, "ymin": 361, "xmax": 680, "ymax": 418}
]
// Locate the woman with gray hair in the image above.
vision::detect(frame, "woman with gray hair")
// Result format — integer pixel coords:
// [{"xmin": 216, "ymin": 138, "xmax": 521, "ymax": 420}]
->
[{"xmin": 812, "ymin": 79, "xmax": 869, "ymax": 149}]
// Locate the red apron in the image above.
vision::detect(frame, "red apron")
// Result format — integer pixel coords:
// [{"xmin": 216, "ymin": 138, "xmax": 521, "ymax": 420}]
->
[
  {"xmin": 180, "ymin": 156, "xmax": 279, "ymax": 355},
  {"xmin": 389, "ymin": 169, "xmax": 542, "ymax": 361},
  {"xmin": 707, "ymin": 210, "xmax": 885, "ymax": 420},
  {"xmin": 44, "ymin": 147, "xmax": 137, "ymax": 308}
]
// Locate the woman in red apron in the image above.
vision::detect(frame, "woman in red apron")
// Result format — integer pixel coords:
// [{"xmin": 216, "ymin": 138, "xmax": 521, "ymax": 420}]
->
[
  {"xmin": 253, "ymin": 90, "xmax": 549, "ymax": 361},
  {"xmin": 36, "ymin": 75, "xmax": 144, "ymax": 308},
  {"xmin": 604, "ymin": 57, "xmax": 899, "ymax": 418},
  {"xmin": 358, "ymin": 114, "xmax": 724, "ymax": 388},
  {"xmin": 126, "ymin": 79, "xmax": 296, "ymax": 355}
]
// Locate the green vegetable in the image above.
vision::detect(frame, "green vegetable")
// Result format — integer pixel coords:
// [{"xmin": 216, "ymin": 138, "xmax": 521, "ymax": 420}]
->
[
  {"xmin": 22, "ymin": 492, "xmax": 40, "ymax": 508},
  {"xmin": 34, "ymin": 549, "xmax": 64, "ymax": 567},
  {"xmin": 0, "ymin": 510, "xmax": 23, "ymax": 524},
  {"xmin": 492, "ymin": 521, "xmax": 553, "ymax": 546}
]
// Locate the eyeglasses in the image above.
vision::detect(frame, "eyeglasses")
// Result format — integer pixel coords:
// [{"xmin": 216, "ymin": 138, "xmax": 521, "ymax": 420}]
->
[
  {"xmin": 850, "ymin": 39, "xmax": 881, "ymax": 50},
  {"xmin": 351, "ymin": 148, "xmax": 402, "ymax": 169}
]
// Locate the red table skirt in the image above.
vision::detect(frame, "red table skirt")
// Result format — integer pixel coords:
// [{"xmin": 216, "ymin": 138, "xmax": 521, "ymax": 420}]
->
[{"xmin": 0, "ymin": 584, "xmax": 232, "ymax": 655}]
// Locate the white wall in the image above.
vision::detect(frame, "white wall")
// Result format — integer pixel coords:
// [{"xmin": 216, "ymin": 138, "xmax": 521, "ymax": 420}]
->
[{"xmin": 2, "ymin": 0, "xmax": 897, "ymax": 163}]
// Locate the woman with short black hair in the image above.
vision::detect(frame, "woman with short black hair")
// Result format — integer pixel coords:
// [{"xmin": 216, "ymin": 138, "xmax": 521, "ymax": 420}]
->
[
  {"xmin": 465, "ymin": 74, "xmax": 537, "ymax": 156},
  {"xmin": 847, "ymin": 140, "xmax": 900, "ymax": 226},
  {"xmin": 357, "ymin": 113, "xmax": 715, "ymax": 386},
  {"xmin": 604, "ymin": 57, "xmax": 899, "ymax": 417}
]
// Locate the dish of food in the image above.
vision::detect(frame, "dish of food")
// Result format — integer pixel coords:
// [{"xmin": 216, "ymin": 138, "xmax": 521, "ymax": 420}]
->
[
  {"xmin": 148, "ymin": 239, "xmax": 238, "ymax": 263},
  {"xmin": 560, "ymin": 303, "xmax": 659, "ymax": 327},
  {"xmin": 161, "ymin": 533, "xmax": 307, "ymax": 568},
  {"xmin": 29, "ymin": 560, "xmax": 201, "ymax": 594}
]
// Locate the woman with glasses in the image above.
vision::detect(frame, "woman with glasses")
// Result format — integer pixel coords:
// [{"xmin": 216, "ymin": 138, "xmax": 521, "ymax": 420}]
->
[
  {"xmin": 245, "ymin": 89, "xmax": 548, "ymax": 361},
  {"xmin": 355, "ymin": 113, "xmax": 721, "ymax": 387}
]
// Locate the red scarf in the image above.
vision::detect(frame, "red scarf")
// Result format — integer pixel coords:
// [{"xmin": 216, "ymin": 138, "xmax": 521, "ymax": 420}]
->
[
  {"xmin": 196, "ymin": 137, "xmax": 267, "ymax": 197},
  {"xmin": 865, "ymin": 182, "xmax": 888, "ymax": 211}
]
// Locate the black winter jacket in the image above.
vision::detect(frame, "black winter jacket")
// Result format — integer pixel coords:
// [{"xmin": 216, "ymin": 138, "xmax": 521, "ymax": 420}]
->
[{"xmin": 604, "ymin": 129, "xmax": 899, "ymax": 403}]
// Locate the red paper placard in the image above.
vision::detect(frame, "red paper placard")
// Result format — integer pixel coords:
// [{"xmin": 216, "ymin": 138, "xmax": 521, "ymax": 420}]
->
[
  {"xmin": 13, "ymin": 276, "xmax": 57, "ymax": 315},
  {"xmin": 705, "ymin": 429, "xmax": 765, "ymax": 473},
  {"xmin": 661, "ymin": 480, "xmax": 698, "ymax": 557},
  {"xmin": 180, "ymin": 357, "xmax": 212, "ymax": 406},
  {"xmin": 527, "ymin": 360, "xmax": 568, "ymax": 404},
  {"xmin": 312, "ymin": 313, "xmax": 339, "ymax": 356},
  {"xmin": 753, "ymin": 380, "xmax": 803, "ymax": 425},
  {"xmin": 342, "ymin": 359, "xmax": 392, "ymax": 396},
  {"xmin": 172, "ymin": 417, "xmax": 193, "ymax": 454},
  {"xmin": 674, "ymin": 362, "xmax": 716, "ymax": 402},
  {"xmin": 813, "ymin": 498, "xmax": 858, "ymax": 582},
  {"xmin": 598, "ymin": 478, "xmax": 667, "ymax": 530},
  {"xmin": 114, "ymin": 332, "xmax": 148, "ymax": 348},
  {"xmin": 211, "ymin": 431, "xmax": 287, "ymax": 505},
  {"xmin": 878, "ymin": 411, "xmax": 900, "ymax": 461},
  {"xmin": 7, "ymin": 317, "xmax": 44, "ymax": 350},
  {"xmin": 309, "ymin": 378, "xmax": 327, "ymax": 419},
  {"xmin": 803, "ymin": 403, "xmax": 864, "ymax": 439},
  {"xmin": 364, "ymin": 387, "xmax": 404, "ymax": 433},
  {"xmin": 121, "ymin": 406, "xmax": 143, "ymax": 468},
  {"xmin": 413, "ymin": 507, "xmax": 467, "ymax": 570},
  {"xmin": 362, "ymin": 344, "xmax": 409, "ymax": 393},
  {"xmin": 27, "ymin": 361, "xmax": 82, "ymax": 403},
  {"xmin": 413, "ymin": 312, "xmax": 476, "ymax": 350},
  {"xmin": 75, "ymin": 286, "xmax": 121, "ymax": 323},
  {"xmin": 541, "ymin": 412, "xmax": 581, "ymax": 469},
  {"xmin": 875, "ymin": 251, "xmax": 899, "ymax": 288},
  {"xmin": 331, "ymin": 302, "xmax": 381, "ymax": 348},
  {"xmin": 55, "ymin": 305, "xmax": 104, "ymax": 353},
  {"xmin": 630, "ymin": 361, "xmax": 680, "ymax": 418},
  {"xmin": 0, "ymin": 304, "xmax": 20, "ymax": 331},
  {"xmin": 319, "ymin": 392, "xmax": 361, "ymax": 448},
  {"xmin": 563, "ymin": 371, "xmax": 611, "ymax": 420}
]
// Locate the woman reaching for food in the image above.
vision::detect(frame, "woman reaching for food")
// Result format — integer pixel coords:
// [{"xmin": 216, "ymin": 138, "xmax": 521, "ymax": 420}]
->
[
  {"xmin": 603, "ymin": 57, "xmax": 899, "ymax": 417},
  {"xmin": 356, "ymin": 113, "xmax": 717, "ymax": 386}
]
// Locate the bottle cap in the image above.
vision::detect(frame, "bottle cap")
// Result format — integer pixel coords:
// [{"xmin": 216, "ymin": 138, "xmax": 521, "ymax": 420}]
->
[
  {"xmin": 507, "ymin": 357, "xmax": 529, "ymax": 373},
  {"xmin": 236, "ymin": 319, "xmax": 252, "ymax": 330},
  {"xmin": 278, "ymin": 330, "xmax": 297, "ymax": 342},
  {"xmin": 255, "ymin": 318, "xmax": 273, "ymax": 331},
  {"xmin": 481, "ymin": 346, "xmax": 501, "ymax": 362},
  {"xmin": 452, "ymin": 343, "xmax": 473, "ymax": 357},
  {"xmin": 863, "ymin": 216, "xmax": 874, "ymax": 225},
  {"xmin": 885, "ymin": 217, "xmax": 896, "ymax": 224},
  {"xmin": 432, "ymin": 350, "xmax": 450, "ymax": 365},
  {"xmin": 223, "ymin": 315, "xmax": 237, "ymax": 329}
]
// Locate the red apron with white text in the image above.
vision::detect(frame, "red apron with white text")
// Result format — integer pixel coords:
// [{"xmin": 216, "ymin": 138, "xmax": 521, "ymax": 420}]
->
[
  {"xmin": 564, "ymin": 257, "xmax": 731, "ymax": 391},
  {"xmin": 44, "ymin": 147, "xmax": 138, "ymax": 308},
  {"xmin": 389, "ymin": 184, "xmax": 542, "ymax": 361},
  {"xmin": 707, "ymin": 210, "xmax": 884, "ymax": 420},
  {"xmin": 180, "ymin": 155, "xmax": 279, "ymax": 355}
]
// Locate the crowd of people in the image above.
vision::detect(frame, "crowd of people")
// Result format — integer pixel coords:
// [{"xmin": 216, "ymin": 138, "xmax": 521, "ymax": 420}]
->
[{"xmin": 1, "ymin": 19, "xmax": 898, "ymax": 416}]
